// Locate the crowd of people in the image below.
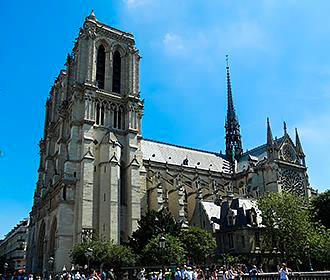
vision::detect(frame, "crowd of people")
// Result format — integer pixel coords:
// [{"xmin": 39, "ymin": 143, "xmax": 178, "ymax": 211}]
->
[
  {"xmin": 0, "ymin": 263, "xmax": 292, "ymax": 280},
  {"xmin": 0, "ymin": 268, "xmax": 116, "ymax": 280},
  {"xmin": 134, "ymin": 263, "xmax": 291, "ymax": 280}
]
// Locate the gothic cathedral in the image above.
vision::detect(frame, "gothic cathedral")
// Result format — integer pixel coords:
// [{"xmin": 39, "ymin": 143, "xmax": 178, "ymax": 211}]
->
[{"xmin": 26, "ymin": 12, "xmax": 314, "ymax": 274}]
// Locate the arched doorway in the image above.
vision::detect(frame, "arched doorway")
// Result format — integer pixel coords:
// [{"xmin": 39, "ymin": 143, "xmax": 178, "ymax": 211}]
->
[
  {"xmin": 48, "ymin": 218, "xmax": 57, "ymax": 274},
  {"xmin": 49, "ymin": 218, "xmax": 57, "ymax": 257},
  {"xmin": 37, "ymin": 222, "xmax": 46, "ymax": 273}
]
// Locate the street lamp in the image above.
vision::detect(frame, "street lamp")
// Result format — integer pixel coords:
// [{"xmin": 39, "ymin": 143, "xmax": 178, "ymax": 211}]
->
[
  {"xmin": 159, "ymin": 236, "xmax": 166, "ymax": 268},
  {"xmin": 159, "ymin": 236, "xmax": 166, "ymax": 249}
]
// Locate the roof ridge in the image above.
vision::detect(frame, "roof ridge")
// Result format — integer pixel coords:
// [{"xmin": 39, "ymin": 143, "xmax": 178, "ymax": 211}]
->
[
  {"xmin": 241, "ymin": 135, "xmax": 285, "ymax": 156},
  {"xmin": 142, "ymin": 138, "xmax": 228, "ymax": 159}
]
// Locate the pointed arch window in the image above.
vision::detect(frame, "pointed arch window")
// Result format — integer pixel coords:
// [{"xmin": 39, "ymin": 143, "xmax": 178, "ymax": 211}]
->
[
  {"xmin": 118, "ymin": 107, "xmax": 122, "ymax": 129},
  {"xmin": 114, "ymin": 107, "xmax": 118, "ymax": 129},
  {"xmin": 112, "ymin": 50, "xmax": 121, "ymax": 93},
  {"xmin": 96, "ymin": 45, "xmax": 106, "ymax": 89},
  {"xmin": 96, "ymin": 103, "xmax": 100, "ymax": 124}
]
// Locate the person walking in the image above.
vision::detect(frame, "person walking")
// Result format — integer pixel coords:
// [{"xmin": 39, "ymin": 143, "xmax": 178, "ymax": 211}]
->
[
  {"xmin": 248, "ymin": 265, "xmax": 257, "ymax": 280},
  {"xmin": 279, "ymin": 263, "xmax": 291, "ymax": 280},
  {"xmin": 157, "ymin": 270, "xmax": 163, "ymax": 280},
  {"xmin": 180, "ymin": 266, "xmax": 187, "ymax": 280},
  {"xmin": 191, "ymin": 268, "xmax": 198, "ymax": 280},
  {"xmin": 186, "ymin": 267, "xmax": 193, "ymax": 280},
  {"xmin": 221, "ymin": 268, "xmax": 227, "ymax": 280},
  {"xmin": 211, "ymin": 268, "xmax": 218, "ymax": 280},
  {"xmin": 164, "ymin": 269, "xmax": 171, "ymax": 280},
  {"xmin": 137, "ymin": 268, "xmax": 146, "ymax": 280},
  {"xmin": 227, "ymin": 267, "xmax": 236, "ymax": 280},
  {"xmin": 174, "ymin": 268, "xmax": 181, "ymax": 280}
]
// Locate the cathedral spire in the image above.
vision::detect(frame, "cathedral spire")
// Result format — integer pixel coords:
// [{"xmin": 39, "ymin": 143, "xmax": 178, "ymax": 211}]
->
[
  {"xmin": 225, "ymin": 56, "xmax": 243, "ymax": 162},
  {"xmin": 226, "ymin": 55, "xmax": 236, "ymax": 121}
]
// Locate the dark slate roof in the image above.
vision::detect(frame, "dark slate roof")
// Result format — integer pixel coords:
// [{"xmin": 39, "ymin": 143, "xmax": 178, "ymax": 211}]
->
[
  {"xmin": 141, "ymin": 138, "xmax": 232, "ymax": 173},
  {"xmin": 239, "ymin": 136, "xmax": 285, "ymax": 163}
]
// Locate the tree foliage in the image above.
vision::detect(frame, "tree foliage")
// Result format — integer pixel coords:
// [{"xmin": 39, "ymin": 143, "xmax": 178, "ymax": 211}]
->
[
  {"xmin": 70, "ymin": 239, "xmax": 136, "ymax": 270},
  {"xmin": 179, "ymin": 226, "xmax": 216, "ymax": 264},
  {"xmin": 310, "ymin": 190, "xmax": 330, "ymax": 228},
  {"xmin": 257, "ymin": 193, "xmax": 313, "ymax": 266},
  {"xmin": 140, "ymin": 234, "xmax": 184, "ymax": 265},
  {"xmin": 308, "ymin": 221, "xmax": 330, "ymax": 270},
  {"xmin": 128, "ymin": 209, "xmax": 181, "ymax": 254},
  {"xmin": 257, "ymin": 192, "xmax": 330, "ymax": 270}
]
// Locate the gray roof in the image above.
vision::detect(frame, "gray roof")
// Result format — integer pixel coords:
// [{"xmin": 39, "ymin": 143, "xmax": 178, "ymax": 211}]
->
[
  {"xmin": 237, "ymin": 136, "xmax": 284, "ymax": 172},
  {"xmin": 220, "ymin": 197, "xmax": 263, "ymax": 228},
  {"xmin": 201, "ymin": 201, "xmax": 221, "ymax": 230},
  {"xmin": 141, "ymin": 139, "xmax": 232, "ymax": 173}
]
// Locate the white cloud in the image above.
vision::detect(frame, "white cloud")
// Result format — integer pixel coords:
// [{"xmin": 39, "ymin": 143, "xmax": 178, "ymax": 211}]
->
[
  {"xmin": 161, "ymin": 19, "xmax": 268, "ymax": 59},
  {"xmin": 124, "ymin": 0, "xmax": 152, "ymax": 8},
  {"xmin": 163, "ymin": 33, "xmax": 184, "ymax": 55},
  {"xmin": 224, "ymin": 21, "xmax": 267, "ymax": 51}
]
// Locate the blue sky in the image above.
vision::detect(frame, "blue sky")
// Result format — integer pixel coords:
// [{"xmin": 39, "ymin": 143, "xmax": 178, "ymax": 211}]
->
[{"xmin": 1, "ymin": 0, "xmax": 330, "ymax": 238}]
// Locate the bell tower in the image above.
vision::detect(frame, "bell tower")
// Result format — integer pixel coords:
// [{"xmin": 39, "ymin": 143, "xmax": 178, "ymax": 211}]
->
[
  {"xmin": 27, "ymin": 11, "xmax": 144, "ymax": 275},
  {"xmin": 70, "ymin": 11, "xmax": 144, "ymax": 243}
]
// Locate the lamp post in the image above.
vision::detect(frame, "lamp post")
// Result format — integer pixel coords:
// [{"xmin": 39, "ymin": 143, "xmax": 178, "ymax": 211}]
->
[
  {"xmin": 84, "ymin": 247, "xmax": 93, "ymax": 273},
  {"xmin": 159, "ymin": 236, "xmax": 166, "ymax": 268}
]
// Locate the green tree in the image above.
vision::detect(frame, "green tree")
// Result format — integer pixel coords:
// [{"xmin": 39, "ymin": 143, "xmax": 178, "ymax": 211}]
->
[
  {"xmin": 257, "ymin": 192, "xmax": 315, "ymax": 269},
  {"xmin": 309, "ymin": 223, "xmax": 330, "ymax": 270},
  {"xmin": 141, "ymin": 234, "xmax": 185, "ymax": 265},
  {"xmin": 179, "ymin": 226, "xmax": 216, "ymax": 264},
  {"xmin": 128, "ymin": 209, "xmax": 181, "ymax": 254},
  {"xmin": 310, "ymin": 190, "xmax": 330, "ymax": 228},
  {"xmin": 105, "ymin": 241, "xmax": 137, "ymax": 268},
  {"xmin": 70, "ymin": 240, "xmax": 136, "ymax": 270}
]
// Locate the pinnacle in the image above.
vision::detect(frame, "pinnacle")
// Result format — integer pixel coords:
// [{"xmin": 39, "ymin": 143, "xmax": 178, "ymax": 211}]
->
[
  {"xmin": 295, "ymin": 128, "xmax": 305, "ymax": 156},
  {"xmin": 283, "ymin": 121, "xmax": 287, "ymax": 135},
  {"xmin": 87, "ymin": 10, "xmax": 97, "ymax": 21},
  {"xmin": 267, "ymin": 117, "xmax": 274, "ymax": 148}
]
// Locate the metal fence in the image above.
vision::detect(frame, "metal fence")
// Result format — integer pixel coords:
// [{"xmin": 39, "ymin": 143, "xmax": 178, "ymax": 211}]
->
[
  {"xmin": 241, "ymin": 272, "xmax": 330, "ymax": 280},
  {"xmin": 120, "ymin": 268, "xmax": 330, "ymax": 280}
]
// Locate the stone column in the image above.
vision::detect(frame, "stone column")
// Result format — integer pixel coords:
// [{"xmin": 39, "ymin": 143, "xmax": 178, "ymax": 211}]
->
[
  {"xmin": 126, "ymin": 155, "xmax": 141, "ymax": 236},
  {"xmin": 109, "ymin": 152, "xmax": 120, "ymax": 243},
  {"xmin": 79, "ymin": 145, "xmax": 95, "ymax": 239}
]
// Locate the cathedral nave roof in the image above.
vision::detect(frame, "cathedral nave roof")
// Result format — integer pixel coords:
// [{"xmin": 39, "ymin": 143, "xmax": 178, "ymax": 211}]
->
[{"xmin": 141, "ymin": 139, "xmax": 232, "ymax": 173}]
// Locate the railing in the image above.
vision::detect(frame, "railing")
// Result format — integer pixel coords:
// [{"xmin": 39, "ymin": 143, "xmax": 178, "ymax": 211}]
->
[
  {"xmin": 120, "ymin": 268, "xmax": 330, "ymax": 280},
  {"xmin": 241, "ymin": 271, "xmax": 330, "ymax": 280}
]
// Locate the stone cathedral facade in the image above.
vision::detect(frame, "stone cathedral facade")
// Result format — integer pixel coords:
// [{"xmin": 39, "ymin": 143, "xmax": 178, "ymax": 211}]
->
[{"xmin": 26, "ymin": 12, "xmax": 315, "ymax": 274}]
